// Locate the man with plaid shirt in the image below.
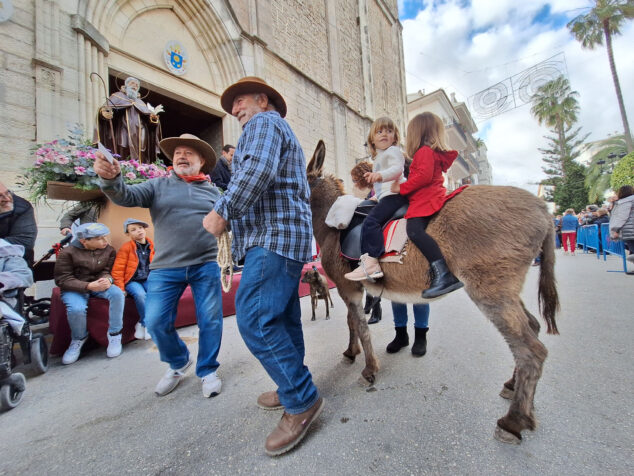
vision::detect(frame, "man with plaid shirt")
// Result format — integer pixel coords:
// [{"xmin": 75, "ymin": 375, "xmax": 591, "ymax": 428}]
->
[{"xmin": 203, "ymin": 77, "xmax": 324, "ymax": 457}]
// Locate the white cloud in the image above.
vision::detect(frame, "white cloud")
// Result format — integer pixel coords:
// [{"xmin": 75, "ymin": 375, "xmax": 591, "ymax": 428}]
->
[{"xmin": 402, "ymin": 1, "xmax": 634, "ymax": 193}]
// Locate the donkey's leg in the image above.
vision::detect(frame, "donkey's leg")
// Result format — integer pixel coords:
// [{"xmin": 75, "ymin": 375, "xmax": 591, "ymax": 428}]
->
[
  {"xmin": 342, "ymin": 306, "xmax": 361, "ymax": 362},
  {"xmin": 500, "ymin": 301, "xmax": 541, "ymax": 400},
  {"xmin": 355, "ymin": 302, "xmax": 380, "ymax": 385},
  {"xmin": 475, "ymin": 299, "xmax": 547, "ymax": 443}
]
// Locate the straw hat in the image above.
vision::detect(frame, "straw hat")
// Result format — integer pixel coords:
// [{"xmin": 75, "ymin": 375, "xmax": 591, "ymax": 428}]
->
[
  {"xmin": 220, "ymin": 76, "xmax": 287, "ymax": 118},
  {"xmin": 159, "ymin": 134, "xmax": 217, "ymax": 173}
]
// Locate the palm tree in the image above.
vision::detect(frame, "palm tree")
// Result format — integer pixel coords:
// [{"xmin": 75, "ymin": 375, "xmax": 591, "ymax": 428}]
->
[
  {"xmin": 584, "ymin": 134, "xmax": 628, "ymax": 202},
  {"xmin": 567, "ymin": 0, "xmax": 634, "ymax": 152},
  {"xmin": 530, "ymin": 75, "xmax": 581, "ymax": 169}
]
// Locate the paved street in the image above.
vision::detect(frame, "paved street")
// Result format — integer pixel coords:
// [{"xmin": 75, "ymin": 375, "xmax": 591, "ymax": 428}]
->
[{"xmin": 1, "ymin": 250, "xmax": 632, "ymax": 475}]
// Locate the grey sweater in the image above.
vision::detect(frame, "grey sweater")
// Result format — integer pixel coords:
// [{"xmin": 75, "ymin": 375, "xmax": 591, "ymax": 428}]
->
[{"xmin": 100, "ymin": 174, "xmax": 221, "ymax": 269}]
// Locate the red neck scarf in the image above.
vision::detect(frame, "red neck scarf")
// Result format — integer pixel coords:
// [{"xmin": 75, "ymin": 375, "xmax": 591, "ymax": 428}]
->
[{"xmin": 168, "ymin": 167, "xmax": 210, "ymax": 183}]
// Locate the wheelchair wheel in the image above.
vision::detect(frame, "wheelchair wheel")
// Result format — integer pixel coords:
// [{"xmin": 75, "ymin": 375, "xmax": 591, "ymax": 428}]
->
[
  {"xmin": 0, "ymin": 373, "xmax": 26, "ymax": 411},
  {"xmin": 26, "ymin": 299, "xmax": 51, "ymax": 325},
  {"xmin": 30, "ymin": 334, "xmax": 49, "ymax": 374}
]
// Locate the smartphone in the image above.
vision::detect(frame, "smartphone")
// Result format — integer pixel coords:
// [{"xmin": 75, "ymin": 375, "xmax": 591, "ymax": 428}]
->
[{"xmin": 97, "ymin": 142, "xmax": 115, "ymax": 164}]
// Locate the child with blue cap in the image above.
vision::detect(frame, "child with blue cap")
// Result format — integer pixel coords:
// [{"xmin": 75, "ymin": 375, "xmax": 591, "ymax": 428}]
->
[
  {"xmin": 112, "ymin": 218, "xmax": 154, "ymax": 340},
  {"xmin": 54, "ymin": 222, "xmax": 125, "ymax": 364}
]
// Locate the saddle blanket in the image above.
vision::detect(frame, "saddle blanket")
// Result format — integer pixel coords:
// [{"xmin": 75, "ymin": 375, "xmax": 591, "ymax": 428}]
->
[{"xmin": 380, "ymin": 218, "xmax": 408, "ymax": 263}]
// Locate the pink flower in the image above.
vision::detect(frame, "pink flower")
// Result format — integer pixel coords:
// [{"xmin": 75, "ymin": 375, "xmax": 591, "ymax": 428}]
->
[
  {"xmin": 125, "ymin": 172, "xmax": 136, "ymax": 180},
  {"xmin": 56, "ymin": 157, "xmax": 70, "ymax": 165},
  {"xmin": 74, "ymin": 166, "xmax": 87, "ymax": 175}
]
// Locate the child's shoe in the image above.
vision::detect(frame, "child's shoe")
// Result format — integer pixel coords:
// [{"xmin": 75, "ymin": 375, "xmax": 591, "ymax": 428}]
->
[
  {"xmin": 344, "ymin": 254, "xmax": 383, "ymax": 281},
  {"xmin": 134, "ymin": 323, "xmax": 145, "ymax": 340}
]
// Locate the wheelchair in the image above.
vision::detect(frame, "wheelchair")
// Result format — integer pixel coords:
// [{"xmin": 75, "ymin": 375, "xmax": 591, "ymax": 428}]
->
[{"xmin": 0, "ymin": 289, "xmax": 49, "ymax": 412}]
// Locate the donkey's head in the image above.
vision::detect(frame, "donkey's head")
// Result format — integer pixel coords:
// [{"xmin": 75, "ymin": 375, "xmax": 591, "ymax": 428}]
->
[{"xmin": 306, "ymin": 141, "xmax": 345, "ymax": 224}]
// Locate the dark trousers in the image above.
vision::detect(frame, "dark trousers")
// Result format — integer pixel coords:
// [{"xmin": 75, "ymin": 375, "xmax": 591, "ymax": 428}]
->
[
  {"xmin": 361, "ymin": 194, "xmax": 409, "ymax": 257},
  {"xmin": 406, "ymin": 216, "xmax": 443, "ymax": 263}
]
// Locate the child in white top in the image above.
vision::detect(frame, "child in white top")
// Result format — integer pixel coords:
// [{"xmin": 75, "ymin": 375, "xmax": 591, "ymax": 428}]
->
[{"xmin": 344, "ymin": 117, "xmax": 407, "ymax": 281}]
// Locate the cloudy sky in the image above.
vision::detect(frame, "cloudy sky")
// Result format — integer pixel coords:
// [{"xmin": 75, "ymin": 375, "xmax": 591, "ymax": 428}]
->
[{"xmin": 399, "ymin": 0, "xmax": 634, "ymax": 192}]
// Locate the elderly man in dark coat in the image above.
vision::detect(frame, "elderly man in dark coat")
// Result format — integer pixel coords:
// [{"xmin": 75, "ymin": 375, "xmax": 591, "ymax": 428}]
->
[{"xmin": 0, "ymin": 181, "xmax": 37, "ymax": 266}]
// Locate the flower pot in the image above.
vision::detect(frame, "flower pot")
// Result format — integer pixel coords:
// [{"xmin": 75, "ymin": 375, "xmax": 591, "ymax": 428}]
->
[{"xmin": 46, "ymin": 181, "xmax": 104, "ymax": 202}]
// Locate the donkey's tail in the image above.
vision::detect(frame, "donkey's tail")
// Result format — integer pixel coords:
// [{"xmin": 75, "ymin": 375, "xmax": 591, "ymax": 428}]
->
[{"xmin": 539, "ymin": 225, "xmax": 560, "ymax": 335}]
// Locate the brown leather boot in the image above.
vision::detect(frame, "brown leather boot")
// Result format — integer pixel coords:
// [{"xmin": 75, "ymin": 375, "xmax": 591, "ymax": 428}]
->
[
  {"xmin": 257, "ymin": 390, "xmax": 283, "ymax": 410},
  {"xmin": 264, "ymin": 397, "xmax": 325, "ymax": 456}
]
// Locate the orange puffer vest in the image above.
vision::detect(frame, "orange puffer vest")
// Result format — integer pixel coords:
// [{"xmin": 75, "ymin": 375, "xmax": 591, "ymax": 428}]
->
[{"xmin": 112, "ymin": 239, "xmax": 155, "ymax": 290}]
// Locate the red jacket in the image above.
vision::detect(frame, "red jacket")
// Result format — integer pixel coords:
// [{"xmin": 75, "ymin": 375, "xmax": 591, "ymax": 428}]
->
[
  {"xmin": 112, "ymin": 239, "xmax": 155, "ymax": 291},
  {"xmin": 400, "ymin": 146, "xmax": 458, "ymax": 218}
]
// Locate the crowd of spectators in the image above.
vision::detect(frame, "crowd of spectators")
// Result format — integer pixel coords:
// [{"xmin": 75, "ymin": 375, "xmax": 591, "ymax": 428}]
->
[{"xmin": 551, "ymin": 185, "xmax": 634, "ymax": 262}]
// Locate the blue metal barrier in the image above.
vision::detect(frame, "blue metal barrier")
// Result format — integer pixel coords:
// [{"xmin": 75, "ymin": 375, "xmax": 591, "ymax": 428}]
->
[
  {"xmin": 582, "ymin": 225, "xmax": 601, "ymax": 259},
  {"xmin": 576, "ymin": 226, "xmax": 585, "ymax": 250},
  {"xmin": 601, "ymin": 223, "xmax": 627, "ymax": 272}
]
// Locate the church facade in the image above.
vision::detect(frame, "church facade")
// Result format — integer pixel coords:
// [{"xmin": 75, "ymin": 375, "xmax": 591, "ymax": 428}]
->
[{"xmin": 1, "ymin": 0, "xmax": 406, "ymax": 189}]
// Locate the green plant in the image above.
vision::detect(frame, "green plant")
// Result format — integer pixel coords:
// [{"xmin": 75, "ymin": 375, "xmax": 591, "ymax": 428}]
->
[{"xmin": 610, "ymin": 151, "xmax": 634, "ymax": 190}]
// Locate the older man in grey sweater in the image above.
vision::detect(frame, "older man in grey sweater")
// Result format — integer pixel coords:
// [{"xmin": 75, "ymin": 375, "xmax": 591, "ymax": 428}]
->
[{"xmin": 94, "ymin": 134, "xmax": 224, "ymax": 398}]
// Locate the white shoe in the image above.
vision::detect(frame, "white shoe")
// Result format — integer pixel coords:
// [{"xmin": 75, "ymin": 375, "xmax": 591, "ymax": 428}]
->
[
  {"xmin": 134, "ymin": 323, "xmax": 145, "ymax": 340},
  {"xmin": 106, "ymin": 333, "xmax": 122, "ymax": 358},
  {"xmin": 202, "ymin": 371, "xmax": 222, "ymax": 398},
  {"xmin": 155, "ymin": 359, "xmax": 193, "ymax": 396},
  {"xmin": 144, "ymin": 327, "xmax": 152, "ymax": 340},
  {"xmin": 344, "ymin": 253, "xmax": 384, "ymax": 281},
  {"xmin": 62, "ymin": 337, "xmax": 88, "ymax": 365}
]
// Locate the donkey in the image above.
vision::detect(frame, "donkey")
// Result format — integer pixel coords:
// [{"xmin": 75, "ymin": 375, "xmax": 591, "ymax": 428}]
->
[{"xmin": 306, "ymin": 141, "xmax": 559, "ymax": 444}]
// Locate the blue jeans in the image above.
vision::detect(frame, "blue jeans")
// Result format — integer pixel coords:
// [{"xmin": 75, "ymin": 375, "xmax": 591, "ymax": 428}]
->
[
  {"xmin": 125, "ymin": 280, "xmax": 148, "ymax": 326},
  {"xmin": 391, "ymin": 302, "xmax": 430, "ymax": 329},
  {"xmin": 145, "ymin": 261, "xmax": 223, "ymax": 378},
  {"xmin": 61, "ymin": 286, "xmax": 125, "ymax": 340},
  {"xmin": 236, "ymin": 247, "xmax": 318, "ymax": 414}
]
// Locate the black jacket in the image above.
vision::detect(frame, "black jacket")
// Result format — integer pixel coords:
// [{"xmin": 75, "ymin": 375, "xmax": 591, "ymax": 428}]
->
[
  {"xmin": 0, "ymin": 194, "xmax": 37, "ymax": 265},
  {"xmin": 210, "ymin": 157, "xmax": 231, "ymax": 191}
]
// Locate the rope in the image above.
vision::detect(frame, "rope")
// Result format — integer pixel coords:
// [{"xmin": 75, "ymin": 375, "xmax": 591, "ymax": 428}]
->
[{"xmin": 217, "ymin": 231, "xmax": 233, "ymax": 293}]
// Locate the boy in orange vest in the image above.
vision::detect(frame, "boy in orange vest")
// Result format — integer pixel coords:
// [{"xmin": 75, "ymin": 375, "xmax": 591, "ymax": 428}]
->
[{"xmin": 112, "ymin": 218, "xmax": 155, "ymax": 340}]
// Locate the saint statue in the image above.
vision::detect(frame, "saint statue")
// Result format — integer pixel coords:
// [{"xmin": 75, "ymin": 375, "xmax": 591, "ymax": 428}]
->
[{"xmin": 94, "ymin": 77, "xmax": 163, "ymax": 163}]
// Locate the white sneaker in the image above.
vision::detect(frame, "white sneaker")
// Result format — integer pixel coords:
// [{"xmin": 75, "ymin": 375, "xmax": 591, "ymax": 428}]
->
[
  {"xmin": 134, "ymin": 323, "xmax": 145, "ymax": 340},
  {"xmin": 202, "ymin": 371, "xmax": 222, "ymax": 398},
  {"xmin": 62, "ymin": 337, "xmax": 88, "ymax": 365},
  {"xmin": 155, "ymin": 359, "xmax": 193, "ymax": 396},
  {"xmin": 144, "ymin": 327, "xmax": 152, "ymax": 340},
  {"xmin": 106, "ymin": 333, "xmax": 122, "ymax": 358}
]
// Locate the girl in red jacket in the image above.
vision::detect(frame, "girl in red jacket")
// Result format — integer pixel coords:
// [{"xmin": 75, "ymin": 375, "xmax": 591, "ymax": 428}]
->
[
  {"xmin": 112, "ymin": 219, "xmax": 155, "ymax": 340},
  {"xmin": 392, "ymin": 112, "xmax": 463, "ymax": 299}
]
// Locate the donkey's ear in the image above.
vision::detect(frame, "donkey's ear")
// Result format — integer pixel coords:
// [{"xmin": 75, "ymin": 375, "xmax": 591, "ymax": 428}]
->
[{"xmin": 307, "ymin": 140, "xmax": 325, "ymax": 177}]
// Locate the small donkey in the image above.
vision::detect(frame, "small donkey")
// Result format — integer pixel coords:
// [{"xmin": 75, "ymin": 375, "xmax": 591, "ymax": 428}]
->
[{"xmin": 301, "ymin": 266, "xmax": 334, "ymax": 320}]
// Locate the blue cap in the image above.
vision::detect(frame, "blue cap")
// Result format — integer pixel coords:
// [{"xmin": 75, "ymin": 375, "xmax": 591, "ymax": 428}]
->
[
  {"xmin": 74, "ymin": 223, "xmax": 110, "ymax": 240},
  {"xmin": 123, "ymin": 218, "xmax": 149, "ymax": 233}
]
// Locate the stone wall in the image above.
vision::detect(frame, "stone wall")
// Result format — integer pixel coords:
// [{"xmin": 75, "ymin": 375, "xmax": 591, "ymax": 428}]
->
[{"xmin": 0, "ymin": 0, "xmax": 406, "ymax": 257}]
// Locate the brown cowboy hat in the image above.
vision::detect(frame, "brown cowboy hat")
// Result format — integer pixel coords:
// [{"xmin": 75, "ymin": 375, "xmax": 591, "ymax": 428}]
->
[
  {"xmin": 220, "ymin": 76, "xmax": 287, "ymax": 118},
  {"xmin": 159, "ymin": 134, "xmax": 217, "ymax": 173}
]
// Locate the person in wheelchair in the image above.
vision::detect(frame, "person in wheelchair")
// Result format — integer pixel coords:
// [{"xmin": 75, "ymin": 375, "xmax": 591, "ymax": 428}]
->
[
  {"xmin": 1, "ymin": 238, "xmax": 48, "ymax": 411},
  {"xmin": 0, "ymin": 239, "xmax": 33, "ymax": 333}
]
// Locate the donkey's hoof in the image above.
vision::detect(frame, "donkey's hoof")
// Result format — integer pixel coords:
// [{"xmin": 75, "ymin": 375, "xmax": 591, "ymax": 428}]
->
[
  {"xmin": 494, "ymin": 425, "xmax": 522, "ymax": 445},
  {"xmin": 358, "ymin": 370, "xmax": 376, "ymax": 386},
  {"xmin": 499, "ymin": 386, "xmax": 514, "ymax": 400},
  {"xmin": 342, "ymin": 351, "xmax": 356, "ymax": 363}
]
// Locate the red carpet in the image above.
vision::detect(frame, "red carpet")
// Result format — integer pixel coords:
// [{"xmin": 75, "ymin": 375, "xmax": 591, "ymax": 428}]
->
[{"xmin": 49, "ymin": 261, "xmax": 335, "ymax": 355}]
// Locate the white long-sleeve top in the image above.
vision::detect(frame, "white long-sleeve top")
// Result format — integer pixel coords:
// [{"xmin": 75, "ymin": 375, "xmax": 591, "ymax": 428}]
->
[{"xmin": 372, "ymin": 145, "xmax": 406, "ymax": 200}]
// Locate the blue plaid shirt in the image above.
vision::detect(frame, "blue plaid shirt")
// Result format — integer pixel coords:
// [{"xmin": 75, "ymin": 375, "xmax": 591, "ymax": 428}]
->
[{"xmin": 214, "ymin": 111, "xmax": 313, "ymax": 263}]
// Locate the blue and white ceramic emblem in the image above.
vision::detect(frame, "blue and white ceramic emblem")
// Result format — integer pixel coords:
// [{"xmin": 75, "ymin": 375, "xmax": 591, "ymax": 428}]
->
[{"xmin": 163, "ymin": 40, "xmax": 189, "ymax": 76}]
